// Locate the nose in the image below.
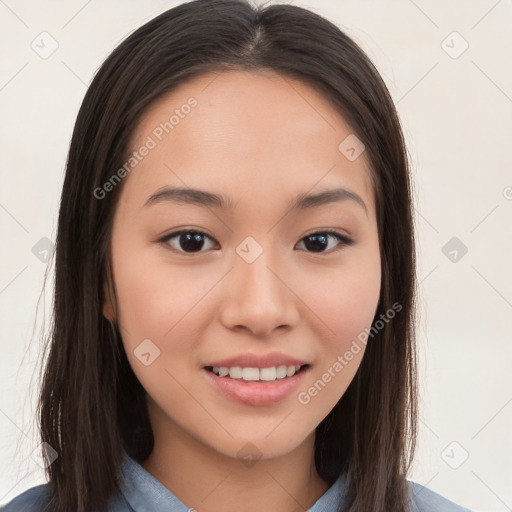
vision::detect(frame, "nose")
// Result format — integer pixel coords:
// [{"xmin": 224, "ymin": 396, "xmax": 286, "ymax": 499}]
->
[{"xmin": 218, "ymin": 249, "xmax": 300, "ymax": 338}]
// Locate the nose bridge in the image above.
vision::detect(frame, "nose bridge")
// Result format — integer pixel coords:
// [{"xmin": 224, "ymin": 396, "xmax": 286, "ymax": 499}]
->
[
  {"xmin": 234, "ymin": 236, "xmax": 285, "ymax": 304},
  {"xmin": 219, "ymin": 235, "xmax": 298, "ymax": 334}
]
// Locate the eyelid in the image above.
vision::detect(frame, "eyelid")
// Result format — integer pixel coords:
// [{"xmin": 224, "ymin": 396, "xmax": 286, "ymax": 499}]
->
[
  {"xmin": 158, "ymin": 228, "xmax": 354, "ymax": 254},
  {"xmin": 158, "ymin": 229, "xmax": 217, "ymax": 251},
  {"xmin": 297, "ymin": 230, "xmax": 354, "ymax": 253},
  {"xmin": 302, "ymin": 229, "xmax": 353, "ymax": 244}
]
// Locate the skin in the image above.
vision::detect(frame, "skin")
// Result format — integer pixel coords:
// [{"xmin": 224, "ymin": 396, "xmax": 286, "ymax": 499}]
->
[{"xmin": 103, "ymin": 69, "xmax": 381, "ymax": 512}]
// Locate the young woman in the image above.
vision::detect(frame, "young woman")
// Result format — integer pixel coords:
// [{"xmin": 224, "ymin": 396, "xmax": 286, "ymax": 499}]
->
[{"xmin": 2, "ymin": 1, "xmax": 474, "ymax": 511}]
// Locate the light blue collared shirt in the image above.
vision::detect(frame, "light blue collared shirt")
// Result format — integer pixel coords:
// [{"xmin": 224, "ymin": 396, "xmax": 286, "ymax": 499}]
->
[{"xmin": 0, "ymin": 453, "xmax": 474, "ymax": 511}]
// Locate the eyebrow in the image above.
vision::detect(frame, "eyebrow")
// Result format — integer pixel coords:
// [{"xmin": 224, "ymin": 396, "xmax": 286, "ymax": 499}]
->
[{"xmin": 144, "ymin": 186, "xmax": 367, "ymax": 215}]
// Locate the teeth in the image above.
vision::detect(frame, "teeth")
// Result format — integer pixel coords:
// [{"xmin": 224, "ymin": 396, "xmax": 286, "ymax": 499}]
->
[{"xmin": 211, "ymin": 364, "xmax": 303, "ymax": 381}]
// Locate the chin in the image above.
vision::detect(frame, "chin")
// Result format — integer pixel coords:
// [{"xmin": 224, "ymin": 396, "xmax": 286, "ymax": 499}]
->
[{"xmin": 206, "ymin": 428, "xmax": 314, "ymax": 464}]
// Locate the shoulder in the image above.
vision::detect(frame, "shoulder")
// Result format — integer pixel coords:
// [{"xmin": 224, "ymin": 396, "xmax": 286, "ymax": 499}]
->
[
  {"xmin": 0, "ymin": 483, "xmax": 131, "ymax": 512},
  {"xmin": 0, "ymin": 483, "xmax": 51, "ymax": 511},
  {"xmin": 408, "ymin": 480, "xmax": 474, "ymax": 512}
]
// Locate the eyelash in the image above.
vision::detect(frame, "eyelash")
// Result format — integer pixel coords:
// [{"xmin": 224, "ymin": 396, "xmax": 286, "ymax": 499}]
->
[{"xmin": 158, "ymin": 229, "xmax": 354, "ymax": 255}]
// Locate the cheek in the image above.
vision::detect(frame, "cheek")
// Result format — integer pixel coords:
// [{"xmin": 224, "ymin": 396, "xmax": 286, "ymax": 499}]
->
[
  {"xmin": 295, "ymin": 291, "xmax": 380, "ymax": 421},
  {"xmin": 110, "ymin": 242, "xmax": 234, "ymax": 415},
  {"xmin": 296, "ymin": 243, "xmax": 381, "ymax": 402},
  {"xmin": 301, "ymin": 244, "xmax": 382, "ymax": 352},
  {"xmin": 112, "ymin": 241, "xmax": 211, "ymax": 343},
  {"xmin": 322, "ymin": 268, "xmax": 381, "ymax": 348},
  {"xmin": 111, "ymin": 249, "xmax": 210, "ymax": 405}
]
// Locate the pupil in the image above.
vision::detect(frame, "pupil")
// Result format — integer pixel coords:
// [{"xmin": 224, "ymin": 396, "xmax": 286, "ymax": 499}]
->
[
  {"xmin": 180, "ymin": 232, "xmax": 204, "ymax": 252},
  {"xmin": 305, "ymin": 234, "xmax": 327, "ymax": 252},
  {"xmin": 177, "ymin": 232, "xmax": 330, "ymax": 253}
]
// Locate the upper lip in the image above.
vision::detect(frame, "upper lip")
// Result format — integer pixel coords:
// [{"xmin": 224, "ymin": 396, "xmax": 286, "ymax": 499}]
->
[{"xmin": 205, "ymin": 351, "xmax": 309, "ymax": 369}]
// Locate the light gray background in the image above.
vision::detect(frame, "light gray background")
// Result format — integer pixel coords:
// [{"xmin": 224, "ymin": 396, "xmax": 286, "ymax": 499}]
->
[{"xmin": 1, "ymin": 1, "xmax": 511, "ymax": 511}]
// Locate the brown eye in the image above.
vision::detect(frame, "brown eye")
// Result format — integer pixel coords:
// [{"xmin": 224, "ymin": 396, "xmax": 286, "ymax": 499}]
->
[
  {"xmin": 159, "ymin": 229, "xmax": 353, "ymax": 256},
  {"xmin": 296, "ymin": 231, "xmax": 354, "ymax": 254},
  {"xmin": 160, "ymin": 230, "xmax": 217, "ymax": 254}
]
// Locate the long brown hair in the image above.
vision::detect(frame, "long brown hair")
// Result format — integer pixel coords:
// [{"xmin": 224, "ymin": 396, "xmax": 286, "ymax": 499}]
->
[{"xmin": 38, "ymin": 1, "xmax": 417, "ymax": 510}]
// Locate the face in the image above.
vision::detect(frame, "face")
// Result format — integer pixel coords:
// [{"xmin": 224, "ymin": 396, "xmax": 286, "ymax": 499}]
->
[{"xmin": 104, "ymin": 69, "xmax": 381, "ymax": 462}]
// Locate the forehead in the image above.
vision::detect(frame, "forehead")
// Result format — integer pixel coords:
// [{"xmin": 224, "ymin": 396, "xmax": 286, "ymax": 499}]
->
[{"xmin": 122, "ymin": 69, "xmax": 374, "ymax": 216}]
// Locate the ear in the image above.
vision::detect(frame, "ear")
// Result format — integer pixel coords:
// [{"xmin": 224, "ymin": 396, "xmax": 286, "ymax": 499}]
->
[
  {"xmin": 102, "ymin": 268, "xmax": 117, "ymax": 323},
  {"xmin": 103, "ymin": 296, "xmax": 116, "ymax": 322}
]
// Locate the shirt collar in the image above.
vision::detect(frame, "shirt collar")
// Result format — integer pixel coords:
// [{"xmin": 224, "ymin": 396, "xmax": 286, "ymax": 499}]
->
[{"xmin": 119, "ymin": 453, "xmax": 346, "ymax": 512}]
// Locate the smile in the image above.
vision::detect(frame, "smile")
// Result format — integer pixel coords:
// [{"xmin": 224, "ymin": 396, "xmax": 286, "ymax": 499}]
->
[
  {"xmin": 203, "ymin": 364, "xmax": 311, "ymax": 406},
  {"xmin": 206, "ymin": 364, "xmax": 308, "ymax": 381}
]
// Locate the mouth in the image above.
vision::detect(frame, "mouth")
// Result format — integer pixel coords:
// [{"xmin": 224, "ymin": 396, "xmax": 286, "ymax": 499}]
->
[
  {"xmin": 204, "ymin": 364, "xmax": 310, "ymax": 382},
  {"xmin": 202, "ymin": 364, "xmax": 311, "ymax": 406}
]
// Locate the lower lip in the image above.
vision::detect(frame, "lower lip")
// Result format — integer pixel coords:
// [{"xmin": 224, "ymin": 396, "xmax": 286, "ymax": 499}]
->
[{"xmin": 202, "ymin": 366, "xmax": 310, "ymax": 406}]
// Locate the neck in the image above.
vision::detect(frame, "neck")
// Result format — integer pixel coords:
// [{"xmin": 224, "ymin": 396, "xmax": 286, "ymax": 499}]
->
[{"xmin": 141, "ymin": 407, "xmax": 330, "ymax": 512}]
